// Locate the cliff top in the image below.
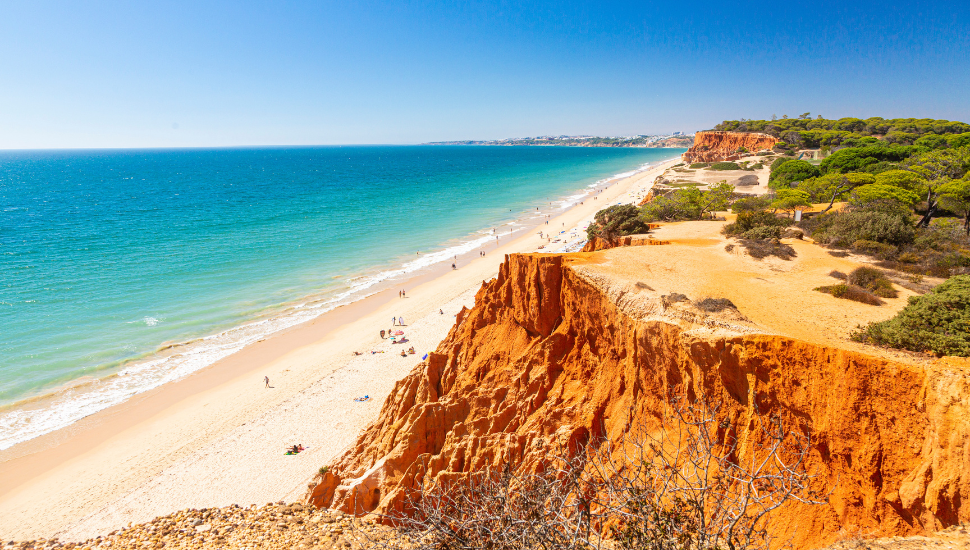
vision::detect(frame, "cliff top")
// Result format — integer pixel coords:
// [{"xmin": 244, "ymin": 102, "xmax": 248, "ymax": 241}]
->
[{"xmin": 565, "ymin": 220, "xmax": 938, "ymax": 364}]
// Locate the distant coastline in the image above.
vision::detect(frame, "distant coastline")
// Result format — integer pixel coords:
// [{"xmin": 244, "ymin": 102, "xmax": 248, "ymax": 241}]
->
[{"xmin": 425, "ymin": 134, "xmax": 694, "ymax": 148}]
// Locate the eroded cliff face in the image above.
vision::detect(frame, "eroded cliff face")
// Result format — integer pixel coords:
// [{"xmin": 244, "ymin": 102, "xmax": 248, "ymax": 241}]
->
[
  {"xmin": 684, "ymin": 131, "xmax": 778, "ymax": 163},
  {"xmin": 307, "ymin": 254, "xmax": 970, "ymax": 549}
]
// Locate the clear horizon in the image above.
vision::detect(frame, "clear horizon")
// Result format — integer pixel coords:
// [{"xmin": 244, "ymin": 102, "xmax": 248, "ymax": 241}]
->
[{"xmin": 1, "ymin": 0, "xmax": 968, "ymax": 149}]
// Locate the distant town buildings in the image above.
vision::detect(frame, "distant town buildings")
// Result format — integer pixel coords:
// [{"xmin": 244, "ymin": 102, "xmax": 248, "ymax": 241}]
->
[{"xmin": 426, "ymin": 133, "xmax": 694, "ymax": 148}]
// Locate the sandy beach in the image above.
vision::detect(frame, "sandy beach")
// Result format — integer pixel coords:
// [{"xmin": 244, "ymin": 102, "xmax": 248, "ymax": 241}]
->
[{"xmin": 0, "ymin": 155, "xmax": 680, "ymax": 541}]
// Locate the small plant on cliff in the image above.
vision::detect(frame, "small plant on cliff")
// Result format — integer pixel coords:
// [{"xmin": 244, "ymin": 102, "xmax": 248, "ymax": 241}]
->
[
  {"xmin": 586, "ymin": 204, "xmax": 651, "ymax": 241},
  {"xmin": 376, "ymin": 395, "xmax": 825, "ymax": 550},
  {"xmin": 709, "ymin": 161, "xmax": 743, "ymax": 170},
  {"xmin": 723, "ymin": 210, "xmax": 792, "ymax": 236},
  {"xmin": 852, "ymin": 275, "xmax": 970, "ymax": 356},
  {"xmin": 814, "ymin": 283, "xmax": 884, "ymax": 306},
  {"xmin": 846, "ymin": 266, "xmax": 898, "ymax": 298}
]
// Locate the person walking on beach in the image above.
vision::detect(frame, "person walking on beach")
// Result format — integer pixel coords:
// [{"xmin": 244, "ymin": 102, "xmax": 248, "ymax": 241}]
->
[
  {"xmin": 392, "ymin": 316, "xmax": 397, "ymax": 326},
  {"xmin": 398, "ymin": 315, "xmax": 405, "ymax": 325},
  {"xmin": 402, "ymin": 290, "xmax": 406, "ymax": 298},
  {"xmin": 264, "ymin": 376, "xmax": 270, "ymax": 388}
]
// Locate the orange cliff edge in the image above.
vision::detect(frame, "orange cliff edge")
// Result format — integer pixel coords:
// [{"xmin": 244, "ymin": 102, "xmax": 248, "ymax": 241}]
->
[
  {"xmin": 306, "ymin": 253, "xmax": 970, "ymax": 550},
  {"xmin": 683, "ymin": 131, "xmax": 779, "ymax": 163}
]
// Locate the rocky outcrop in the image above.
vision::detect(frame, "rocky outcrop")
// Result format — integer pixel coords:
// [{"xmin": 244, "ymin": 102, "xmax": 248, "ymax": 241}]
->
[
  {"xmin": 683, "ymin": 131, "xmax": 778, "ymax": 163},
  {"xmin": 580, "ymin": 234, "xmax": 670, "ymax": 252},
  {"xmin": 307, "ymin": 254, "xmax": 970, "ymax": 550}
]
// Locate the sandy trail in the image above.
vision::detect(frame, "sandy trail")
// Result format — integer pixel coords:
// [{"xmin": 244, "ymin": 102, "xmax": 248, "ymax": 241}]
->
[{"xmin": 0, "ymin": 155, "xmax": 681, "ymax": 541}]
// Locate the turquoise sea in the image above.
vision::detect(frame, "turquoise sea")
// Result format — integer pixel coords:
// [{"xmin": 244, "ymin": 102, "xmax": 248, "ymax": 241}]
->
[{"xmin": 0, "ymin": 145, "xmax": 682, "ymax": 449}]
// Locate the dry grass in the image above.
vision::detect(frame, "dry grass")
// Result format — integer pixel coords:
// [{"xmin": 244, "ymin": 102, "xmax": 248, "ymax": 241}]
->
[
  {"xmin": 737, "ymin": 238, "xmax": 797, "ymax": 260},
  {"xmin": 814, "ymin": 284, "xmax": 884, "ymax": 306},
  {"xmin": 847, "ymin": 267, "xmax": 898, "ymax": 298},
  {"xmin": 696, "ymin": 297, "xmax": 738, "ymax": 312}
]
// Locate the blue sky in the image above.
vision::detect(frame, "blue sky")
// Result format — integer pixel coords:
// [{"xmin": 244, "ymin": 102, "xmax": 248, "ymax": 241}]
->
[{"xmin": 1, "ymin": 0, "xmax": 968, "ymax": 148}]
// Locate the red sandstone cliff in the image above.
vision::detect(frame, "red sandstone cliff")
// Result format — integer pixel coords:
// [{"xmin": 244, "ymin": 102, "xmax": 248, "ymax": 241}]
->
[
  {"xmin": 683, "ymin": 131, "xmax": 778, "ymax": 163},
  {"xmin": 307, "ymin": 254, "xmax": 970, "ymax": 550}
]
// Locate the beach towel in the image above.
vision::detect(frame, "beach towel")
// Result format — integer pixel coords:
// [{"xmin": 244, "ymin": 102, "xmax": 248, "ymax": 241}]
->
[{"xmin": 422, "ymin": 353, "xmax": 428, "ymax": 360}]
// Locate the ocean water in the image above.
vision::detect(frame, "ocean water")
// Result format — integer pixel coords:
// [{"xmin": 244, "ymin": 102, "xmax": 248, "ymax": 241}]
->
[{"xmin": 0, "ymin": 145, "xmax": 682, "ymax": 449}]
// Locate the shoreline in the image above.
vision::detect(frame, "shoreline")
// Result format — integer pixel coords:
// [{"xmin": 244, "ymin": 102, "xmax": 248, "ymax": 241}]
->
[
  {"xmin": 0, "ymin": 151, "xmax": 678, "ymax": 452},
  {"xmin": 0, "ymin": 155, "xmax": 681, "ymax": 541}
]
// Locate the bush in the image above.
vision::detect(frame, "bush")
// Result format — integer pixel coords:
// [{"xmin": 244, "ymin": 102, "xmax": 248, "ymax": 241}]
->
[
  {"xmin": 750, "ymin": 162, "xmax": 764, "ymax": 170},
  {"xmin": 696, "ymin": 297, "xmax": 738, "ymax": 312},
  {"xmin": 689, "ymin": 163, "xmax": 710, "ymax": 168},
  {"xmin": 769, "ymin": 159, "xmax": 820, "ymax": 188},
  {"xmin": 770, "ymin": 157, "xmax": 792, "ymax": 172},
  {"xmin": 852, "ymin": 275, "xmax": 970, "ymax": 356},
  {"xmin": 814, "ymin": 283, "xmax": 883, "ymax": 305},
  {"xmin": 723, "ymin": 210, "xmax": 792, "ymax": 235},
  {"xmin": 829, "ymin": 270, "xmax": 847, "ymax": 279},
  {"xmin": 851, "ymin": 240, "xmax": 898, "ymax": 260},
  {"xmin": 798, "ymin": 208, "xmax": 916, "ymax": 247},
  {"xmin": 587, "ymin": 204, "xmax": 651, "ymax": 240},
  {"xmin": 846, "ymin": 266, "xmax": 898, "ymax": 298},
  {"xmin": 709, "ymin": 162, "xmax": 742, "ymax": 170},
  {"xmin": 866, "ymin": 219, "xmax": 970, "ymax": 278},
  {"xmin": 742, "ymin": 226, "xmax": 783, "ymax": 239},
  {"xmin": 738, "ymin": 238, "xmax": 797, "ymax": 260}
]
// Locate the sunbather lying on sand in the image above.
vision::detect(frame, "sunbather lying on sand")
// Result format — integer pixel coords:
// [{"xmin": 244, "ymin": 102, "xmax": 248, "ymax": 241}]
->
[
  {"xmin": 407, "ymin": 347, "xmax": 415, "ymax": 354},
  {"xmin": 353, "ymin": 396, "xmax": 371, "ymax": 402}
]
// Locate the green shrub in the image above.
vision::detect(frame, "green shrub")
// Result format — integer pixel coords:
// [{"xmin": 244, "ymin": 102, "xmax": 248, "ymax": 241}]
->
[
  {"xmin": 798, "ymin": 209, "xmax": 915, "ymax": 247},
  {"xmin": 852, "ymin": 275, "xmax": 970, "ymax": 356},
  {"xmin": 750, "ymin": 162, "xmax": 764, "ymax": 170},
  {"xmin": 815, "ymin": 284, "xmax": 883, "ymax": 305},
  {"xmin": 689, "ymin": 163, "xmax": 710, "ymax": 169},
  {"xmin": 742, "ymin": 226, "xmax": 783, "ymax": 239},
  {"xmin": 851, "ymin": 240, "xmax": 898, "ymax": 260},
  {"xmin": 709, "ymin": 162, "xmax": 742, "ymax": 170},
  {"xmin": 586, "ymin": 204, "xmax": 651, "ymax": 240},
  {"xmin": 769, "ymin": 159, "xmax": 821, "ymax": 188},
  {"xmin": 723, "ymin": 210, "xmax": 792, "ymax": 235},
  {"xmin": 846, "ymin": 266, "xmax": 898, "ymax": 298},
  {"xmin": 770, "ymin": 157, "xmax": 792, "ymax": 172}
]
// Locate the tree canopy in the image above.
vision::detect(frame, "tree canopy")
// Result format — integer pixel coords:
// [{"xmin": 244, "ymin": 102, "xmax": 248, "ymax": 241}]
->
[
  {"xmin": 586, "ymin": 204, "xmax": 651, "ymax": 240},
  {"xmin": 851, "ymin": 184, "xmax": 921, "ymax": 208},
  {"xmin": 711, "ymin": 116, "xmax": 970, "ymax": 148},
  {"xmin": 768, "ymin": 160, "xmax": 820, "ymax": 188}
]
